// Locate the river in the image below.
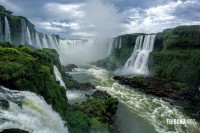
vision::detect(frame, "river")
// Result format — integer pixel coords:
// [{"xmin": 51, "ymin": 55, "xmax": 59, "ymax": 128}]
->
[{"xmin": 69, "ymin": 65, "xmax": 200, "ymax": 133}]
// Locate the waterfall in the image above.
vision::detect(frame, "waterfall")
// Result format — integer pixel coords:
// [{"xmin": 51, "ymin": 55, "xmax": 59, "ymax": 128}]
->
[
  {"xmin": 0, "ymin": 18, "xmax": 3, "ymax": 41},
  {"xmin": 53, "ymin": 66, "xmax": 66, "ymax": 89},
  {"xmin": 123, "ymin": 35, "xmax": 156, "ymax": 75},
  {"xmin": 35, "ymin": 32, "xmax": 42, "ymax": 48},
  {"xmin": 4, "ymin": 16, "xmax": 11, "ymax": 43},
  {"xmin": 53, "ymin": 36, "xmax": 59, "ymax": 50},
  {"xmin": 107, "ymin": 38, "xmax": 114, "ymax": 56},
  {"xmin": 0, "ymin": 86, "xmax": 68, "ymax": 133},
  {"xmin": 42, "ymin": 34, "xmax": 49, "ymax": 48},
  {"xmin": 119, "ymin": 37, "xmax": 122, "ymax": 49},
  {"xmin": 115, "ymin": 38, "xmax": 118, "ymax": 49},
  {"xmin": 21, "ymin": 19, "xmax": 26, "ymax": 44},
  {"xmin": 26, "ymin": 26, "xmax": 32, "ymax": 45}
]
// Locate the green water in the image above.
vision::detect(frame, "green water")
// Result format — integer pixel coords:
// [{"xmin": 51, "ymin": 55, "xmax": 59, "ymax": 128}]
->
[{"xmin": 69, "ymin": 66, "xmax": 200, "ymax": 133}]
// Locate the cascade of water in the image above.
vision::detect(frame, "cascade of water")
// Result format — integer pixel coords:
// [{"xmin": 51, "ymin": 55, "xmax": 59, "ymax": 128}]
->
[
  {"xmin": 4, "ymin": 16, "xmax": 11, "ymax": 43},
  {"xmin": 53, "ymin": 36, "xmax": 59, "ymax": 50},
  {"xmin": 107, "ymin": 38, "xmax": 114, "ymax": 56},
  {"xmin": 35, "ymin": 32, "xmax": 42, "ymax": 48},
  {"xmin": 0, "ymin": 17, "xmax": 3, "ymax": 41},
  {"xmin": 21, "ymin": 19, "xmax": 27, "ymax": 44},
  {"xmin": 0, "ymin": 86, "xmax": 68, "ymax": 133},
  {"xmin": 115, "ymin": 38, "xmax": 118, "ymax": 49},
  {"xmin": 53, "ymin": 66, "xmax": 66, "ymax": 89},
  {"xmin": 119, "ymin": 37, "xmax": 122, "ymax": 49},
  {"xmin": 47, "ymin": 35, "xmax": 57, "ymax": 50},
  {"xmin": 26, "ymin": 26, "xmax": 32, "ymax": 45},
  {"xmin": 123, "ymin": 35, "xmax": 156, "ymax": 75},
  {"xmin": 42, "ymin": 34, "xmax": 49, "ymax": 48}
]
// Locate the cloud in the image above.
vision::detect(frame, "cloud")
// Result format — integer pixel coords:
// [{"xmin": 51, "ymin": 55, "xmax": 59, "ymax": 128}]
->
[
  {"xmin": 173, "ymin": 0, "xmax": 200, "ymax": 21},
  {"xmin": 82, "ymin": 0, "xmax": 124, "ymax": 37},
  {"xmin": 1, "ymin": 0, "xmax": 198, "ymax": 38},
  {"xmin": 0, "ymin": 0, "xmax": 21, "ymax": 12},
  {"xmin": 122, "ymin": 0, "xmax": 187, "ymax": 34},
  {"xmin": 44, "ymin": 3, "xmax": 84, "ymax": 20}
]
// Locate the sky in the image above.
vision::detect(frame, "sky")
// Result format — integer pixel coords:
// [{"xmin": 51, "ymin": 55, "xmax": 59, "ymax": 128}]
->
[{"xmin": 0, "ymin": 0, "xmax": 200, "ymax": 38}]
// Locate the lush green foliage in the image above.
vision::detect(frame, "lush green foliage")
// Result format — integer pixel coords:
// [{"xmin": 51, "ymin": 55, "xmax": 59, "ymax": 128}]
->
[
  {"xmin": 0, "ymin": 44, "xmax": 69, "ymax": 119},
  {"xmin": 155, "ymin": 25, "xmax": 200, "ymax": 50},
  {"xmin": 149, "ymin": 49, "xmax": 200, "ymax": 89},
  {"xmin": 65, "ymin": 97, "xmax": 119, "ymax": 133},
  {"xmin": 149, "ymin": 25, "xmax": 200, "ymax": 89},
  {"xmin": 0, "ymin": 43, "xmax": 119, "ymax": 133}
]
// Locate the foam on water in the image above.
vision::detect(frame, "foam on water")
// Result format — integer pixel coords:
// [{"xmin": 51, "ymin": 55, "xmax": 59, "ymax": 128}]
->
[
  {"xmin": 71, "ymin": 67, "xmax": 200, "ymax": 133},
  {"xmin": 0, "ymin": 86, "xmax": 68, "ymax": 133}
]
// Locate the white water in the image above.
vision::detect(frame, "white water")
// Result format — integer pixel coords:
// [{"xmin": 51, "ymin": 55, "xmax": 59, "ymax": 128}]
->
[
  {"xmin": 21, "ymin": 19, "xmax": 27, "ymax": 44},
  {"xmin": 35, "ymin": 32, "xmax": 42, "ymax": 48},
  {"xmin": 42, "ymin": 34, "xmax": 49, "ymax": 48},
  {"xmin": 4, "ymin": 16, "xmax": 11, "ymax": 43},
  {"xmin": 115, "ymin": 38, "xmax": 118, "ymax": 49},
  {"xmin": 70, "ymin": 66, "xmax": 200, "ymax": 133},
  {"xmin": 26, "ymin": 26, "xmax": 32, "ymax": 45},
  {"xmin": 0, "ymin": 86, "xmax": 68, "ymax": 133},
  {"xmin": 119, "ymin": 37, "xmax": 122, "ymax": 49},
  {"xmin": 107, "ymin": 38, "xmax": 114, "ymax": 56},
  {"xmin": 53, "ymin": 66, "xmax": 66, "ymax": 89},
  {"xmin": 0, "ymin": 17, "xmax": 3, "ymax": 41},
  {"xmin": 123, "ymin": 35, "xmax": 156, "ymax": 75}
]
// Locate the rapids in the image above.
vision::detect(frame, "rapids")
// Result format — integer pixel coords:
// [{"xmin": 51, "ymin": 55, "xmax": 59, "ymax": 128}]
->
[
  {"xmin": 0, "ymin": 86, "xmax": 68, "ymax": 133},
  {"xmin": 69, "ymin": 66, "xmax": 200, "ymax": 133}
]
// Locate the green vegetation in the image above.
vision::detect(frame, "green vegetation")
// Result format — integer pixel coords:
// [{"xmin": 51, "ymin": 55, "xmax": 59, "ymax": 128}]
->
[
  {"xmin": 0, "ymin": 43, "xmax": 68, "ymax": 118},
  {"xmin": 70, "ymin": 98, "xmax": 118, "ymax": 133},
  {"xmin": 149, "ymin": 25, "xmax": 200, "ymax": 89},
  {"xmin": 155, "ymin": 25, "xmax": 200, "ymax": 50},
  {"xmin": 0, "ymin": 43, "xmax": 118, "ymax": 133}
]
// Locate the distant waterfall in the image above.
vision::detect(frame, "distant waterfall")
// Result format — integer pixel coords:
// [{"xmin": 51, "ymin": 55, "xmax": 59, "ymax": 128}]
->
[
  {"xmin": 21, "ymin": 19, "xmax": 26, "ymax": 44},
  {"xmin": 119, "ymin": 37, "xmax": 122, "ymax": 49},
  {"xmin": 4, "ymin": 16, "xmax": 11, "ymax": 43},
  {"xmin": 53, "ymin": 66, "xmax": 66, "ymax": 89},
  {"xmin": 0, "ymin": 18, "xmax": 3, "ymax": 41},
  {"xmin": 35, "ymin": 32, "xmax": 42, "ymax": 48},
  {"xmin": 115, "ymin": 38, "xmax": 118, "ymax": 49},
  {"xmin": 123, "ymin": 35, "xmax": 156, "ymax": 75},
  {"xmin": 42, "ymin": 34, "xmax": 49, "ymax": 48},
  {"xmin": 26, "ymin": 26, "xmax": 32, "ymax": 45},
  {"xmin": 0, "ymin": 86, "xmax": 68, "ymax": 133},
  {"xmin": 107, "ymin": 38, "xmax": 114, "ymax": 56}
]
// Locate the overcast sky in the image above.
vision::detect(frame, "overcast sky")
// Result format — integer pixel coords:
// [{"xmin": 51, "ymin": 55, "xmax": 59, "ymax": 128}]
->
[{"xmin": 0, "ymin": 0, "xmax": 199, "ymax": 38}]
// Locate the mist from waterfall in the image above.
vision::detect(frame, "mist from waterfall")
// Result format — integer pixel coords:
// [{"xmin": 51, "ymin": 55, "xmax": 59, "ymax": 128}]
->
[
  {"xmin": 4, "ymin": 16, "xmax": 11, "ymax": 43},
  {"xmin": 122, "ymin": 35, "xmax": 156, "ymax": 75},
  {"xmin": 59, "ymin": 38, "xmax": 111, "ymax": 65},
  {"xmin": 0, "ymin": 86, "xmax": 68, "ymax": 133}
]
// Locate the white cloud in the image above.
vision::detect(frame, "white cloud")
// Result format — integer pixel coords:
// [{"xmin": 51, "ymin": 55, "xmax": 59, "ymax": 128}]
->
[
  {"xmin": 44, "ymin": 3, "xmax": 84, "ymax": 20},
  {"xmin": 51, "ymin": 22, "xmax": 80, "ymax": 30},
  {"xmin": 122, "ymin": 0, "xmax": 187, "ymax": 34},
  {"xmin": 0, "ymin": 0, "xmax": 21, "ymax": 12}
]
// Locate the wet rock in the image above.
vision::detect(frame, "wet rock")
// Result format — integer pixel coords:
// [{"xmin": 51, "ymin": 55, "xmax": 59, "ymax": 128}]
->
[
  {"xmin": 62, "ymin": 64, "xmax": 78, "ymax": 72},
  {"xmin": 92, "ymin": 90, "xmax": 111, "ymax": 99},
  {"xmin": 113, "ymin": 76, "xmax": 200, "ymax": 107},
  {"xmin": 1, "ymin": 129, "xmax": 29, "ymax": 133},
  {"xmin": 0, "ymin": 99, "xmax": 9, "ymax": 109},
  {"xmin": 79, "ymin": 82, "xmax": 96, "ymax": 90}
]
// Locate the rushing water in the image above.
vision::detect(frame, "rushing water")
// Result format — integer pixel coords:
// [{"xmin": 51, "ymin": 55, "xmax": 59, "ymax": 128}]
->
[
  {"xmin": 123, "ymin": 35, "xmax": 156, "ymax": 75},
  {"xmin": 70, "ymin": 66, "xmax": 200, "ymax": 133},
  {"xmin": 4, "ymin": 16, "xmax": 11, "ymax": 43},
  {"xmin": 0, "ymin": 86, "xmax": 68, "ymax": 133}
]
